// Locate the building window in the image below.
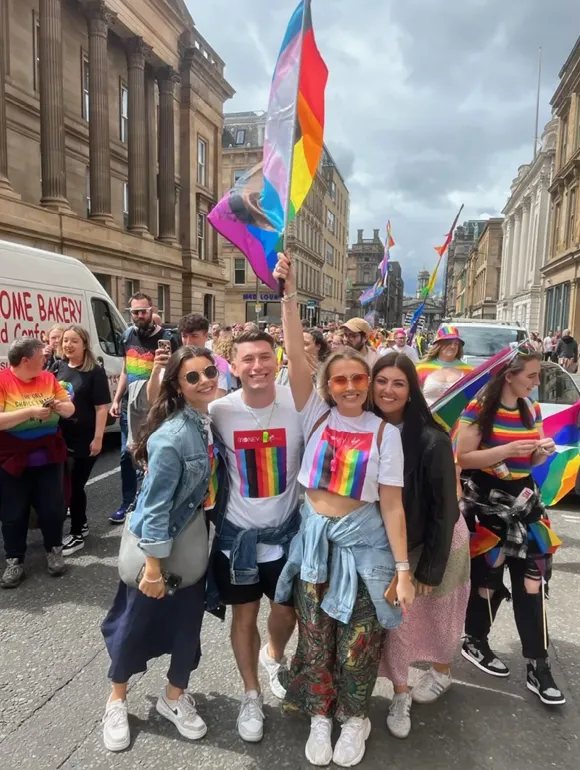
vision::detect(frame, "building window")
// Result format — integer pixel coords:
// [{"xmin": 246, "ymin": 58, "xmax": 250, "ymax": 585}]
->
[
  {"xmin": 325, "ymin": 275, "xmax": 333, "ymax": 296},
  {"xmin": 234, "ymin": 258, "xmax": 246, "ymax": 285},
  {"xmin": 552, "ymin": 203, "xmax": 561, "ymax": 256},
  {"xmin": 234, "ymin": 169, "xmax": 247, "ymax": 184},
  {"xmin": 329, "ymin": 180, "xmax": 336, "ymax": 201},
  {"xmin": 120, "ymin": 82, "xmax": 128, "ymax": 143},
  {"xmin": 567, "ymin": 188, "xmax": 577, "ymax": 247},
  {"xmin": 327, "ymin": 210, "xmax": 335, "ymax": 234},
  {"xmin": 81, "ymin": 52, "xmax": 90, "ymax": 120},
  {"xmin": 363, "ymin": 270, "xmax": 371, "ymax": 284},
  {"xmin": 85, "ymin": 168, "xmax": 91, "ymax": 216},
  {"xmin": 235, "ymin": 129, "xmax": 246, "ymax": 146},
  {"xmin": 197, "ymin": 138, "xmax": 207, "ymax": 186},
  {"xmin": 203, "ymin": 294, "xmax": 214, "ymax": 322},
  {"xmin": 93, "ymin": 273, "xmax": 112, "ymax": 296},
  {"xmin": 157, "ymin": 284, "xmax": 170, "ymax": 322},
  {"xmin": 125, "ymin": 279, "xmax": 139, "ymax": 313},
  {"xmin": 123, "ymin": 182, "xmax": 129, "ymax": 229},
  {"xmin": 326, "ymin": 242, "xmax": 334, "ymax": 265},
  {"xmin": 32, "ymin": 12, "xmax": 40, "ymax": 92},
  {"xmin": 198, "ymin": 212, "xmax": 207, "ymax": 259},
  {"xmin": 560, "ymin": 115, "xmax": 568, "ymax": 167}
]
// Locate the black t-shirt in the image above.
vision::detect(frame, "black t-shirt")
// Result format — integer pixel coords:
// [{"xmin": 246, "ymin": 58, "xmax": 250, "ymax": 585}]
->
[
  {"xmin": 54, "ymin": 361, "xmax": 111, "ymax": 456},
  {"xmin": 119, "ymin": 326, "xmax": 179, "ymax": 387}
]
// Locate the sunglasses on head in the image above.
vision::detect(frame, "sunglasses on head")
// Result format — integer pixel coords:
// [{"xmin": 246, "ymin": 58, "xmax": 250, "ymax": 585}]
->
[
  {"xmin": 328, "ymin": 373, "xmax": 370, "ymax": 391},
  {"xmin": 183, "ymin": 365, "xmax": 218, "ymax": 385}
]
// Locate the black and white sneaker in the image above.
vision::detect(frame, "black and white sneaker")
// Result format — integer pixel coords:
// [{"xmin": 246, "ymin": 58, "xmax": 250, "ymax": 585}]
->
[
  {"xmin": 81, "ymin": 524, "xmax": 89, "ymax": 537},
  {"xmin": 62, "ymin": 534, "xmax": 85, "ymax": 556},
  {"xmin": 527, "ymin": 659, "xmax": 566, "ymax": 705},
  {"xmin": 461, "ymin": 638, "xmax": 510, "ymax": 677}
]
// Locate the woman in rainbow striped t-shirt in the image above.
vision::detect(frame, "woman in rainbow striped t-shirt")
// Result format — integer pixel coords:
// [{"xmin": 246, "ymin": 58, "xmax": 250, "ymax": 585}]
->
[{"xmin": 456, "ymin": 349, "xmax": 564, "ymax": 707}]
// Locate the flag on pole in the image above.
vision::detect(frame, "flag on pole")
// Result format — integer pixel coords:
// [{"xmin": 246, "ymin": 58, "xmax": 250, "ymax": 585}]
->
[
  {"xmin": 379, "ymin": 221, "xmax": 395, "ymax": 288},
  {"xmin": 208, "ymin": 0, "xmax": 328, "ymax": 290},
  {"xmin": 421, "ymin": 204, "xmax": 464, "ymax": 298},
  {"xmin": 360, "ymin": 279, "xmax": 383, "ymax": 307},
  {"xmin": 532, "ymin": 400, "xmax": 580, "ymax": 506}
]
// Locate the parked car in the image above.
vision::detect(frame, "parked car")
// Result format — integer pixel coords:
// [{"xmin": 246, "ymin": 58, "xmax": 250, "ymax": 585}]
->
[{"xmin": 439, "ymin": 320, "xmax": 528, "ymax": 367}]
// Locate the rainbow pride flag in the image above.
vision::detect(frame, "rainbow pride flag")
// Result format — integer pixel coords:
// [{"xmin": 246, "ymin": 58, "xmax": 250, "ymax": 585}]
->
[
  {"xmin": 421, "ymin": 205, "xmax": 464, "ymax": 299},
  {"xmin": 360, "ymin": 279, "xmax": 383, "ymax": 307},
  {"xmin": 208, "ymin": 0, "xmax": 328, "ymax": 290},
  {"xmin": 528, "ymin": 519, "xmax": 563, "ymax": 554},
  {"xmin": 431, "ymin": 345, "xmax": 518, "ymax": 434},
  {"xmin": 532, "ymin": 401, "xmax": 580, "ymax": 506},
  {"xmin": 360, "ymin": 221, "xmax": 395, "ymax": 304},
  {"xmin": 469, "ymin": 522, "xmax": 501, "ymax": 559},
  {"xmin": 416, "ymin": 359, "xmax": 473, "ymax": 387}
]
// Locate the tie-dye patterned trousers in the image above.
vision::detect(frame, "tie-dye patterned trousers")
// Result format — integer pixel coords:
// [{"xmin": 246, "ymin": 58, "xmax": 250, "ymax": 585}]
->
[{"xmin": 280, "ymin": 577, "xmax": 385, "ymax": 722}]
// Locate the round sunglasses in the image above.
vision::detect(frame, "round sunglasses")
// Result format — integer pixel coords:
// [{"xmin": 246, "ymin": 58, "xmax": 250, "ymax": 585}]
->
[
  {"xmin": 328, "ymin": 373, "xmax": 370, "ymax": 391},
  {"xmin": 183, "ymin": 365, "xmax": 218, "ymax": 385}
]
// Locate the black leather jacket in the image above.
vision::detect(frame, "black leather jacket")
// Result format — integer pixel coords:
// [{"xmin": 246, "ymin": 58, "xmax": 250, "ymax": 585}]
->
[{"xmin": 402, "ymin": 423, "xmax": 459, "ymax": 587}]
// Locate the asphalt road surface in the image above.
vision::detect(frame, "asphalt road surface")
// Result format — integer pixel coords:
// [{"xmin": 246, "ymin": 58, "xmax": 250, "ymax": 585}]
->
[{"xmin": 1, "ymin": 436, "xmax": 579, "ymax": 770}]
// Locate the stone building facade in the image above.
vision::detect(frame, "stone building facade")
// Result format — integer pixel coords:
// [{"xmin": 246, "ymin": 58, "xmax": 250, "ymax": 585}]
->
[
  {"xmin": 454, "ymin": 218, "xmax": 503, "ymax": 319},
  {"xmin": 0, "ymin": 0, "xmax": 234, "ymax": 323},
  {"xmin": 219, "ymin": 111, "xmax": 350, "ymax": 327},
  {"xmin": 443, "ymin": 220, "xmax": 487, "ymax": 318},
  {"xmin": 541, "ymin": 37, "xmax": 580, "ymax": 336},
  {"xmin": 497, "ymin": 120, "xmax": 557, "ymax": 331}
]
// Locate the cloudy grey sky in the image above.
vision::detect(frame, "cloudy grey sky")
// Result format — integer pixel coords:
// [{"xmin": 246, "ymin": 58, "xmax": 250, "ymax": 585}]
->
[{"xmin": 187, "ymin": 0, "xmax": 580, "ymax": 293}]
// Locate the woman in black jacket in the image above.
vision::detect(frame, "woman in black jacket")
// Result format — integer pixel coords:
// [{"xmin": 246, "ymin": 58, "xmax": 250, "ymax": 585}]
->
[{"xmin": 372, "ymin": 352, "xmax": 470, "ymax": 739}]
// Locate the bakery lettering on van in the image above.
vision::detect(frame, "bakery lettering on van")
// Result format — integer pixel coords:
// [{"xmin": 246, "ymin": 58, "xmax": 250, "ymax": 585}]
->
[{"xmin": 0, "ymin": 289, "xmax": 83, "ymax": 343}]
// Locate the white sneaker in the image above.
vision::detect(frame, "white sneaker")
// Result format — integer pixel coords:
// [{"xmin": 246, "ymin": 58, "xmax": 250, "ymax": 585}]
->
[
  {"xmin": 412, "ymin": 668, "xmax": 452, "ymax": 704},
  {"xmin": 259, "ymin": 644, "xmax": 287, "ymax": 699},
  {"xmin": 386, "ymin": 692, "xmax": 412, "ymax": 739},
  {"xmin": 332, "ymin": 717, "xmax": 371, "ymax": 767},
  {"xmin": 237, "ymin": 690, "xmax": 264, "ymax": 742},
  {"xmin": 102, "ymin": 697, "xmax": 130, "ymax": 752},
  {"xmin": 305, "ymin": 715, "xmax": 333, "ymax": 766},
  {"xmin": 156, "ymin": 691, "xmax": 208, "ymax": 740}
]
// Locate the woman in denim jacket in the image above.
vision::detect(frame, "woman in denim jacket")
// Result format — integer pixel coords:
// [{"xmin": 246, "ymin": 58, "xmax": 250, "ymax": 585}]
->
[{"xmin": 101, "ymin": 347, "xmax": 219, "ymax": 752}]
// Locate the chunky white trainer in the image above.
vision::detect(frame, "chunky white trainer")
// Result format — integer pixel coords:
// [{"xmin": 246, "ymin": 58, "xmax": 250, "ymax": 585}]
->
[
  {"xmin": 305, "ymin": 715, "xmax": 333, "ymax": 766},
  {"xmin": 237, "ymin": 690, "xmax": 264, "ymax": 742},
  {"xmin": 332, "ymin": 716, "xmax": 371, "ymax": 767},
  {"xmin": 156, "ymin": 691, "xmax": 208, "ymax": 740}
]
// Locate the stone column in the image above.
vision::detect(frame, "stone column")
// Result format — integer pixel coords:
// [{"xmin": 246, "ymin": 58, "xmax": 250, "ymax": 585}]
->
[
  {"xmin": 179, "ymin": 46, "xmax": 199, "ymax": 265},
  {"xmin": 39, "ymin": 0, "xmax": 70, "ymax": 210},
  {"xmin": 157, "ymin": 66, "xmax": 179, "ymax": 243},
  {"xmin": 144, "ymin": 66, "xmax": 157, "ymax": 236},
  {"xmin": 127, "ymin": 37, "xmax": 151, "ymax": 235},
  {"xmin": 499, "ymin": 220, "xmax": 510, "ymax": 301},
  {"xmin": 0, "ymin": 17, "xmax": 17, "ymax": 197},
  {"xmin": 509, "ymin": 210, "xmax": 522, "ymax": 298},
  {"xmin": 519, "ymin": 199, "xmax": 531, "ymax": 293},
  {"xmin": 85, "ymin": 1, "xmax": 116, "ymax": 223}
]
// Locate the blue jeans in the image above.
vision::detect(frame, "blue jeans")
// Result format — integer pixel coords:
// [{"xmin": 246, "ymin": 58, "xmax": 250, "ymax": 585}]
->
[{"xmin": 120, "ymin": 408, "xmax": 137, "ymax": 507}]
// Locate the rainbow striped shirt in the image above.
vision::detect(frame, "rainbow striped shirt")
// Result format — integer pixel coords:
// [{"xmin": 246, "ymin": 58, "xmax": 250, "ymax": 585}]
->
[
  {"xmin": 459, "ymin": 397, "xmax": 542, "ymax": 479},
  {"xmin": 416, "ymin": 358, "xmax": 473, "ymax": 387}
]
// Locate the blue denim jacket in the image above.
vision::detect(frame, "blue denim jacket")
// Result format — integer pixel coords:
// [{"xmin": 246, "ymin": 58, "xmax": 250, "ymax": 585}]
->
[
  {"xmin": 130, "ymin": 405, "xmax": 210, "ymax": 559},
  {"xmin": 275, "ymin": 498, "xmax": 401, "ymax": 630}
]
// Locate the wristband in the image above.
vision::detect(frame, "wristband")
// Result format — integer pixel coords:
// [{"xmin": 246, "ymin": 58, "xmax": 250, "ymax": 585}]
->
[
  {"xmin": 143, "ymin": 575, "xmax": 164, "ymax": 584},
  {"xmin": 280, "ymin": 291, "xmax": 298, "ymax": 303},
  {"xmin": 395, "ymin": 561, "xmax": 410, "ymax": 572}
]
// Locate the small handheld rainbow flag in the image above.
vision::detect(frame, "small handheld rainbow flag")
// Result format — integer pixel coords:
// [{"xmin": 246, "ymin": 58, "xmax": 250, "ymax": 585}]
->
[
  {"xmin": 532, "ymin": 400, "xmax": 580, "ymax": 507},
  {"xmin": 469, "ymin": 522, "xmax": 501, "ymax": 559},
  {"xmin": 528, "ymin": 520, "xmax": 563, "ymax": 555},
  {"xmin": 208, "ymin": 0, "xmax": 328, "ymax": 290}
]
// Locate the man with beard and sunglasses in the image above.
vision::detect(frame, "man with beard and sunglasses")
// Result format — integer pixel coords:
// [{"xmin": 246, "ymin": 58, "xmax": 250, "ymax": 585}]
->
[
  {"xmin": 339, "ymin": 318, "xmax": 381, "ymax": 369},
  {"xmin": 207, "ymin": 330, "xmax": 302, "ymax": 745},
  {"xmin": 108, "ymin": 293, "xmax": 178, "ymax": 524}
]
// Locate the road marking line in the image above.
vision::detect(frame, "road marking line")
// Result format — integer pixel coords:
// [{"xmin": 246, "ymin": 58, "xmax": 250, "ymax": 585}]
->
[
  {"xmin": 453, "ymin": 679, "xmax": 525, "ymax": 700},
  {"xmin": 86, "ymin": 467, "xmax": 120, "ymax": 487}
]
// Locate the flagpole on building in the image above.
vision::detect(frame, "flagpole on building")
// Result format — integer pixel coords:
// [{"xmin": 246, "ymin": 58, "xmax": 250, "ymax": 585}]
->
[{"xmin": 280, "ymin": 0, "xmax": 310, "ymax": 302}]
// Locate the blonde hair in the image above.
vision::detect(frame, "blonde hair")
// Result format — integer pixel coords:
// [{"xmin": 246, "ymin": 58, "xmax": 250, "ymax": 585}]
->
[
  {"xmin": 213, "ymin": 334, "xmax": 234, "ymax": 362},
  {"xmin": 62, "ymin": 325, "xmax": 98, "ymax": 372},
  {"xmin": 424, "ymin": 339, "xmax": 464, "ymax": 363},
  {"xmin": 47, "ymin": 324, "xmax": 66, "ymax": 358},
  {"xmin": 318, "ymin": 348, "xmax": 371, "ymax": 409}
]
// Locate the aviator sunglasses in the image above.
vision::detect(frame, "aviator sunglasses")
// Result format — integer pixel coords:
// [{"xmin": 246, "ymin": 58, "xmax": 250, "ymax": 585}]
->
[
  {"xmin": 183, "ymin": 365, "xmax": 218, "ymax": 385},
  {"xmin": 328, "ymin": 373, "xmax": 370, "ymax": 391}
]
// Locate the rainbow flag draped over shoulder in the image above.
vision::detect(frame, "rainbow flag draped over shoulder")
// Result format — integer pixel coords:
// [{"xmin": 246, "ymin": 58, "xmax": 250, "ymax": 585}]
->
[
  {"xmin": 532, "ymin": 401, "xmax": 580, "ymax": 506},
  {"xmin": 208, "ymin": 0, "xmax": 328, "ymax": 290},
  {"xmin": 416, "ymin": 359, "xmax": 473, "ymax": 387}
]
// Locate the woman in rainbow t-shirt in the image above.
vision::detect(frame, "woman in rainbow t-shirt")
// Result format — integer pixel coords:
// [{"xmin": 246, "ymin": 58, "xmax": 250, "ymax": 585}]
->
[
  {"xmin": 416, "ymin": 326, "xmax": 473, "ymax": 407},
  {"xmin": 456, "ymin": 349, "xmax": 565, "ymax": 707}
]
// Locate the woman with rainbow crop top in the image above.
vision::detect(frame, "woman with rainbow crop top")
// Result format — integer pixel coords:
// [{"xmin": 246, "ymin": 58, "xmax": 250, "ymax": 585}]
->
[
  {"xmin": 456, "ymin": 348, "xmax": 565, "ymax": 707},
  {"xmin": 272, "ymin": 253, "xmax": 414, "ymax": 768},
  {"xmin": 416, "ymin": 326, "xmax": 473, "ymax": 407}
]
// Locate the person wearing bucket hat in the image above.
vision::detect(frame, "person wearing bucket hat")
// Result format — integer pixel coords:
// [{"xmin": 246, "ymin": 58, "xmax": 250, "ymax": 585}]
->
[
  {"xmin": 339, "ymin": 318, "xmax": 381, "ymax": 369},
  {"xmin": 416, "ymin": 326, "xmax": 473, "ymax": 407},
  {"xmin": 392, "ymin": 329, "xmax": 419, "ymax": 363}
]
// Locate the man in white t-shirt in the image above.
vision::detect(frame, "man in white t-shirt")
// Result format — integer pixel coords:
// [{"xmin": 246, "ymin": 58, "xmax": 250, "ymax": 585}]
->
[
  {"xmin": 392, "ymin": 328, "xmax": 419, "ymax": 362},
  {"xmin": 209, "ymin": 330, "xmax": 302, "ymax": 743},
  {"xmin": 543, "ymin": 331, "xmax": 554, "ymax": 361}
]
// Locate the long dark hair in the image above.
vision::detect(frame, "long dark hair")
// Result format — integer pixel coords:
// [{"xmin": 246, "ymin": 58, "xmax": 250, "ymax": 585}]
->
[
  {"xmin": 371, "ymin": 352, "xmax": 444, "ymax": 473},
  {"xmin": 307, "ymin": 328, "xmax": 331, "ymax": 362},
  {"xmin": 475, "ymin": 350, "xmax": 542, "ymax": 442},
  {"xmin": 133, "ymin": 346, "xmax": 213, "ymax": 466}
]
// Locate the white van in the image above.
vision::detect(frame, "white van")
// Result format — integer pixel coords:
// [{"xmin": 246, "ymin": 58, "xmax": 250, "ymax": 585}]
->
[{"xmin": 0, "ymin": 239, "xmax": 127, "ymax": 427}]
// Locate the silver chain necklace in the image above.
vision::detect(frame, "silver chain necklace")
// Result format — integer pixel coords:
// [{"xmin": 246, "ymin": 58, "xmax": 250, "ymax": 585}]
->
[{"xmin": 243, "ymin": 399, "xmax": 278, "ymax": 443}]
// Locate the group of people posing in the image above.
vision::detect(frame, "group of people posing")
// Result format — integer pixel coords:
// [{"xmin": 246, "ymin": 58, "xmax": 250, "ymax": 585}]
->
[{"xmin": 0, "ymin": 252, "xmax": 565, "ymax": 767}]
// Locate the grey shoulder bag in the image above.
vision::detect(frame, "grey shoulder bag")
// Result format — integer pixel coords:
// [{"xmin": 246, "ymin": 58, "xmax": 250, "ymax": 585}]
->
[{"xmin": 118, "ymin": 506, "xmax": 209, "ymax": 589}]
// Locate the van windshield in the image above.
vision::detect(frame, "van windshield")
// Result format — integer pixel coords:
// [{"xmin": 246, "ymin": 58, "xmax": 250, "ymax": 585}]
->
[{"xmin": 458, "ymin": 327, "xmax": 528, "ymax": 358}]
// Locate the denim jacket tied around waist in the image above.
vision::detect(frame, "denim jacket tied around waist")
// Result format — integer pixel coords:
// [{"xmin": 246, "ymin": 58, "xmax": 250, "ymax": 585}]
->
[
  {"xmin": 129, "ymin": 405, "xmax": 210, "ymax": 559},
  {"xmin": 275, "ymin": 498, "xmax": 401, "ymax": 630}
]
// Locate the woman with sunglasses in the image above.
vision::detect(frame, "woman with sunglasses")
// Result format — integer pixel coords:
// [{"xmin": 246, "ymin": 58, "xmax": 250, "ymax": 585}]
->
[
  {"xmin": 273, "ymin": 254, "xmax": 412, "ymax": 768},
  {"xmin": 416, "ymin": 326, "xmax": 473, "ymax": 407},
  {"xmin": 456, "ymin": 349, "xmax": 565, "ymax": 706},
  {"xmin": 372, "ymin": 353, "xmax": 470, "ymax": 738},
  {"xmin": 101, "ymin": 347, "xmax": 219, "ymax": 752}
]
